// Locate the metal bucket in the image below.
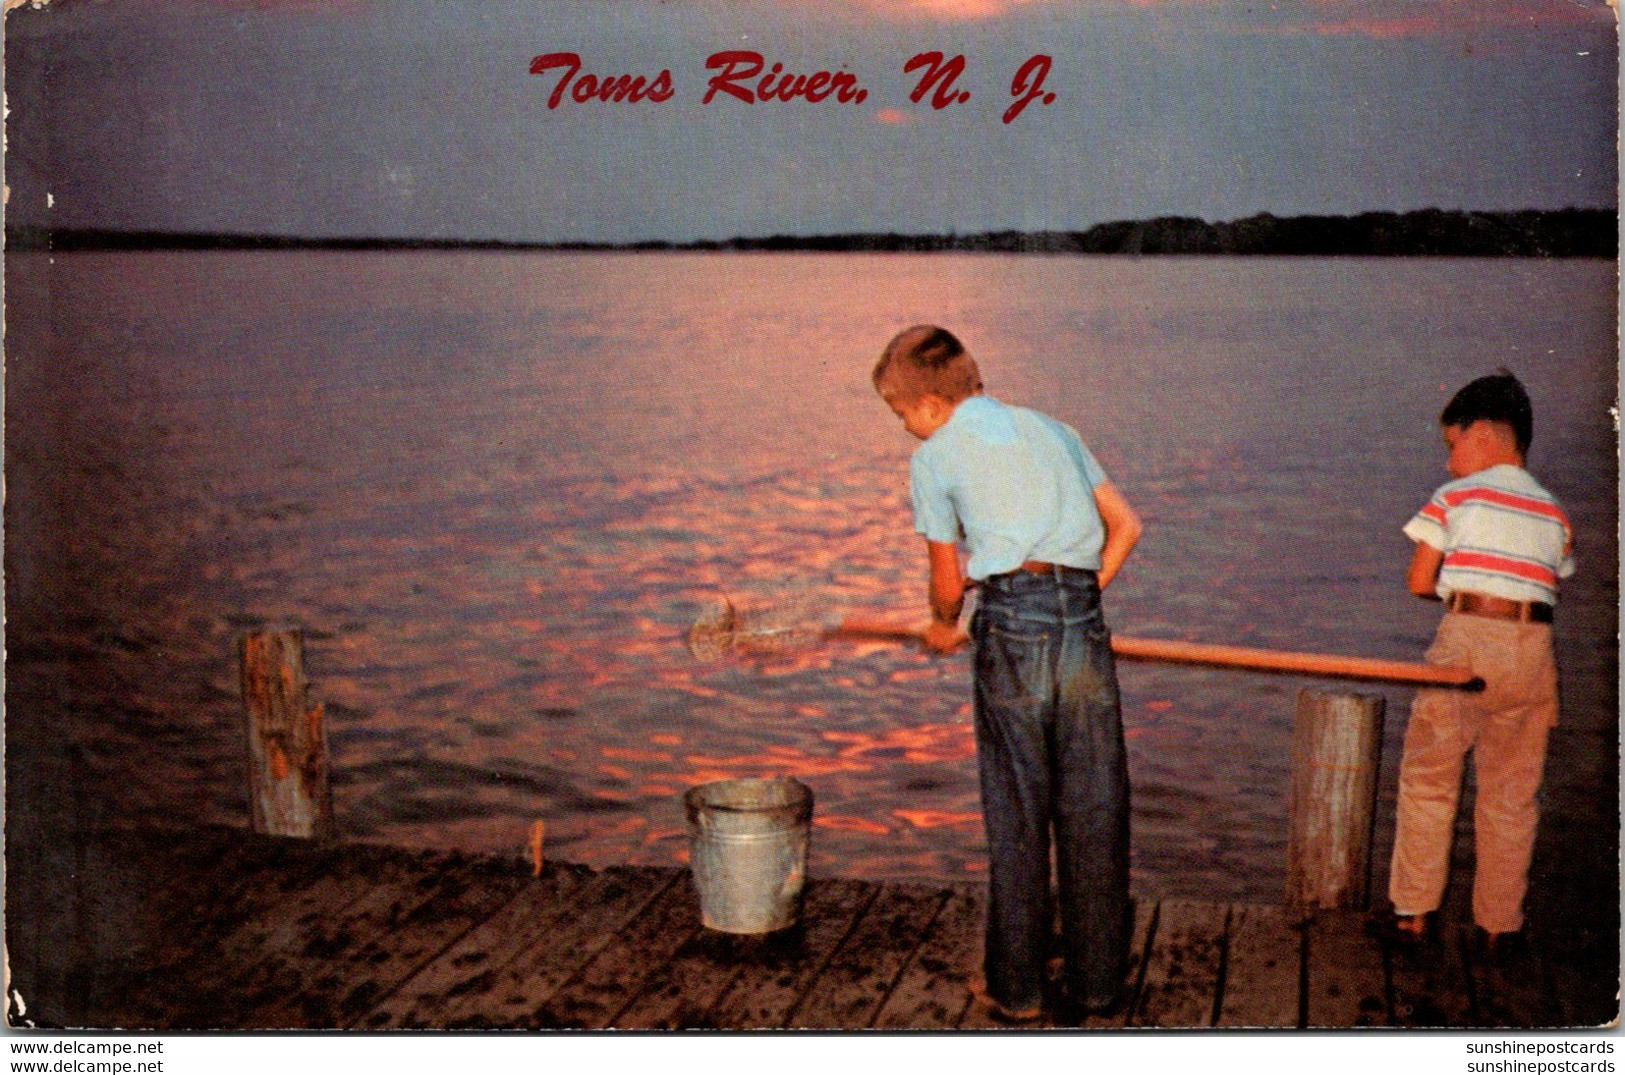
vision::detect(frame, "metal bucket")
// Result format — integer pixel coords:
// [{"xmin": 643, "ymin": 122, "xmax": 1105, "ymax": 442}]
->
[{"xmin": 684, "ymin": 777, "xmax": 813, "ymax": 934}]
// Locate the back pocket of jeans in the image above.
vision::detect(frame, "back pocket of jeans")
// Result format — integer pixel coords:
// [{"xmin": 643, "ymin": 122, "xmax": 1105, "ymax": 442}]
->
[{"xmin": 976, "ymin": 623, "xmax": 1051, "ymax": 707}]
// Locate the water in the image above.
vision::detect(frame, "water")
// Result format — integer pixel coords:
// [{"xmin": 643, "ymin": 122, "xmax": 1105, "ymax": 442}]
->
[{"xmin": 5, "ymin": 250, "xmax": 1616, "ymax": 904}]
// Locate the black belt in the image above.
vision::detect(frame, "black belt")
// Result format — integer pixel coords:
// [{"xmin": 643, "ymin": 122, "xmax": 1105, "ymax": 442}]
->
[{"xmin": 986, "ymin": 561, "xmax": 1095, "ymax": 580}]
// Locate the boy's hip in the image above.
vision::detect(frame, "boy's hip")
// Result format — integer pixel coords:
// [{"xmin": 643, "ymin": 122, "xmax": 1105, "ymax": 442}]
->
[
  {"xmin": 971, "ymin": 569, "xmax": 1112, "ymax": 674},
  {"xmin": 1433, "ymin": 609, "xmax": 1555, "ymax": 649},
  {"xmin": 1425, "ymin": 612, "xmax": 1557, "ymax": 718},
  {"xmin": 978, "ymin": 564, "xmax": 1100, "ymax": 604},
  {"xmin": 1445, "ymin": 591, "xmax": 1553, "ymax": 624}
]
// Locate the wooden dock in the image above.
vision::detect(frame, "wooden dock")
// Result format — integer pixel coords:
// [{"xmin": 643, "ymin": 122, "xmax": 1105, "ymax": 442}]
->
[{"xmin": 5, "ymin": 825, "xmax": 1615, "ymax": 1031}]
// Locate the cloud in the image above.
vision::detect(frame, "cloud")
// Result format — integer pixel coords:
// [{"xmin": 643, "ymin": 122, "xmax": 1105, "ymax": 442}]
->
[
  {"xmin": 770, "ymin": 0, "xmax": 1197, "ymax": 23},
  {"xmin": 60, "ymin": 0, "xmax": 373, "ymax": 12},
  {"xmin": 1267, "ymin": 0, "xmax": 1616, "ymax": 39},
  {"xmin": 766, "ymin": 0, "xmax": 1614, "ymax": 30},
  {"xmin": 815, "ymin": 0, "xmax": 1053, "ymax": 19}
]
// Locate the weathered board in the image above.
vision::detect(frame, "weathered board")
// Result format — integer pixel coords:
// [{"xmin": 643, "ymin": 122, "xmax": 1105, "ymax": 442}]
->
[
  {"xmin": 121, "ymin": 838, "xmax": 411, "ymax": 1028},
  {"xmin": 1466, "ymin": 942, "xmax": 1566, "ymax": 1029},
  {"xmin": 788, "ymin": 884, "xmax": 948, "ymax": 1029},
  {"xmin": 1215, "ymin": 903, "xmax": 1302, "ymax": 1029},
  {"xmin": 361, "ymin": 862, "xmax": 598, "ymax": 1029},
  {"xmin": 871, "ymin": 886, "xmax": 980, "ymax": 1030},
  {"xmin": 608, "ymin": 924, "xmax": 754, "ymax": 1030},
  {"xmin": 1303, "ymin": 910, "xmax": 1388, "ymax": 1027},
  {"xmin": 1077, "ymin": 898, "xmax": 1157, "ymax": 1030},
  {"xmin": 224, "ymin": 848, "xmax": 501, "ymax": 1028},
  {"xmin": 7, "ymin": 826, "xmax": 1617, "ymax": 1033},
  {"xmin": 1132, "ymin": 899, "xmax": 1230, "ymax": 1027},
  {"xmin": 703, "ymin": 877, "xmax": 880, "ymax": 1029},
  {"xmin": 1384, "ymin": 916, "xmax": 1475, "ymax": 1028},
  {"xmin": 534, "ymin": 875, "xmax": 703, "ymax": 1029},
  {"xmin": 407, "ymin": 866, "xmax": 680, "ymax": 1030}
]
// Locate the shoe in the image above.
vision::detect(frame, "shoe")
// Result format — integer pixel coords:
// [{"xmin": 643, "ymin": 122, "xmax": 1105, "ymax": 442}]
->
[
  {"xmin": 1471, "ymin": 926, "xmax": 1528, "ymax": 967},
  {"xmin": 1367, "ymin": 909, "xmax": 1431, "ymax": 947},
  {"xmin": 1083, "ymin": 995, "xmax": 1125, "ymax": 1019},
  {"xmin": 968, "ymin": 975, "xmax": 1043, "ymax": 1025},
  {"xmin": 1054, "ymin": 994, "xmax": 1123, "ymax": 1024}
]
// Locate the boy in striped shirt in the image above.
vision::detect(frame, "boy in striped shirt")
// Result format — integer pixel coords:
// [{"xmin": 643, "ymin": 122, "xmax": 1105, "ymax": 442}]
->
[{"xmin": 1383, "ymin": 371, "xmax": 1574, "ymax": 957}]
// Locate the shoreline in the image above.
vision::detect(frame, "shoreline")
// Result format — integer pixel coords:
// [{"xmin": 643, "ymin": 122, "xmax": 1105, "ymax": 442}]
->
[{"xmin": 6, "ymin": 207, "xmax": 1616, "ymax": 258}]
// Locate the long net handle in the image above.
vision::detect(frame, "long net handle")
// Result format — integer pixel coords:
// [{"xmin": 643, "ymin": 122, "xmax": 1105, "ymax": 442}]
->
[
  {"xmin": 834, "ymin": 617, "xmax": 1483, "ymax": 691},
  {"xmin": 827, "ymin": 615, "xmax": 931, "ymax": 643},
  {"xmin": 1108, "ymin": 635, "xmax": 1483, "ymax": 691}
]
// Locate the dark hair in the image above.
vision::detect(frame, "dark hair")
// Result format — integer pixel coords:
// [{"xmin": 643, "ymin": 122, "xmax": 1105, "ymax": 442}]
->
[
  {"xmin": 872, "ymin": 325, "xmax": 981, "ymax": 404},
  {"xmin": 1440, "ymin": 369, "xmax": 1533, "ymax": 453}
]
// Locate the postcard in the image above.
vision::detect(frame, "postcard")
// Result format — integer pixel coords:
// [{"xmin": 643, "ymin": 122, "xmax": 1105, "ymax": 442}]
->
[{"xmin": 3, "ymin": 0, "xmax": 1618, "ymax": 1054}]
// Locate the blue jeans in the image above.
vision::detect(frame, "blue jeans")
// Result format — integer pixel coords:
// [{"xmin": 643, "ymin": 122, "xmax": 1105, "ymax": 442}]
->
[{"xmin": 971, "ymin": 566, "xmax": 1131, "ymax": 1012}]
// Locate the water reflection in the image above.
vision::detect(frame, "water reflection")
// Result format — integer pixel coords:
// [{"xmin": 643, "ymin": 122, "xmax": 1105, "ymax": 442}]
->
[{"xmin": 4, "ymin": 251, "xmax": 1616, "ymax": 902}]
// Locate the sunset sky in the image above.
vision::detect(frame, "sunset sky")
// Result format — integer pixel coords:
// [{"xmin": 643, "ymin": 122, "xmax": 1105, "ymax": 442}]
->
[{"xmin": 5, "ymin": 0, "xmax": 1617, "ymax": 243}]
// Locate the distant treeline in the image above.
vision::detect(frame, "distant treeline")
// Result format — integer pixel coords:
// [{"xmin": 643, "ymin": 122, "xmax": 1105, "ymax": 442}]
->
[{"xmin": 8, "ymin": 208, "xmax": 1616, "ymax": 258}]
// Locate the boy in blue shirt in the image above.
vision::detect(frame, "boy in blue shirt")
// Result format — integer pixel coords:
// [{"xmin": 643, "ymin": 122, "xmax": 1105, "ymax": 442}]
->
[{"xmin": 872, "ymin": 325, "xmax": 1143, "ymax": 1022}]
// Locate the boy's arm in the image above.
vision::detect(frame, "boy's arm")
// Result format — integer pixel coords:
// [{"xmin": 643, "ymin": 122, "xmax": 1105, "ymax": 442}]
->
[
  {"xmin": 923, "ymin": 539, "xmax": 970, "ymax": 653},
  {"xmin": 1093, "ymin": 481, "xmax": 1142, "ymax": 590},
  {"xmin": 1407, "ymin": 541, "xmax": 1444, "ymax": 600}
]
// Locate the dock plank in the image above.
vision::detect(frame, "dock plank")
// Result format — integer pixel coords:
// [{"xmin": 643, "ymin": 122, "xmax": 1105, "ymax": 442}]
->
[
  {"xmin": 1304, "ymin": 910, "xmax": 1388, "ymax": 1027},
  {"xmin": 425, "ymin": 863, "xmax": 679, "ymax": 1032},
  {"xmin": 411, "ymin": 865, "xmax": 681, "ymax": 1030},
  {"xmin": 1131, "ymin": 899, "xmax": 1229, "ymax": 1028},
  {"xmin": 1466, "ymin": 944, "xmax": 1568, "ymax": 1029},
  {"xmin": 150, "ymin": 834, "xmax": 366, "ymax": 950},
  {"xmin": 125, "ymin": 839, "xmax": 421, "ymax": 1028},
  {"xmin": 1216, "ymin": 903, "xmax": 1301, "ymax": 1028},
  {"xmin": 535, "ymin": 873, "xmax": 704, "ymax": 1029},
  {"xmin": 955, "ymin": 897, "xmax": 1158, "ymax": 1029},
  {"xmin": 1075, "ymin": 898, "xmax": 1158, "ymax": 1029},
  {"xmin": 12, "ymin": 826, "xmax": 1615, "ymax": 1032},
  {"xmin": 213, "ymin": 854, "xmax": 401, "ymax": 969},
  {"xmin": 871, "ymin": 886, "xmax": 980, "ymax": 1030},
  {"xmin": 1545, "ymin": 932, "xmax": 1621, "ymax": 1028},
  {"xmin": 16, "ymin": 829, "xmax": 316, "ymax": 1029},
  {"xmin": 1385, "ymin": 915, "xmax": 1476, "ymax": 1028},
  {"xmin": 226, "ymin": 848, "xmax": 492, "ymax": 1028},
  {"xmin": 329, "ymin": 854, "xmax": 536, "ymax": 1026},
  {"xmin": 360, "ymin": 862, "xmax": 598, "ymax": 1028},
  {"xmin": 608, "ymin": 926, "xmax": 753, "ymax": 1030},
  {"xmin": 704, "ymin": 877, "xmax": 880, "ymax": 1029},
  {"xmin": 789, "ymin": 883, "xmax": 947, "ymax": 1029},
  {"xmin": 955, "ymin": 992, "xmax": 1034, "ymax": 1029}
]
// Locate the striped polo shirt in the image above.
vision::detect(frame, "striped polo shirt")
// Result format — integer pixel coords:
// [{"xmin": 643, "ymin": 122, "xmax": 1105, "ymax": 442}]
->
[{"xmin": 1403, "ymin": 463, "xmax": 1574, "ymax": 604}]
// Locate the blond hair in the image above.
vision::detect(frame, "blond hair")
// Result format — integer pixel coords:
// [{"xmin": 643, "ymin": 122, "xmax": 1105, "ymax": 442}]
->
[{"xmin": 872, "ymin": 325, "xmax": 981, "ymax": 404}]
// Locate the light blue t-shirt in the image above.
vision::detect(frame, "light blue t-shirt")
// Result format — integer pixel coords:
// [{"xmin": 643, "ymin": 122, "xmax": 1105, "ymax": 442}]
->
[{"xmin": 909, "ymin": 395, "xmax": 1109, "ymax": 581}]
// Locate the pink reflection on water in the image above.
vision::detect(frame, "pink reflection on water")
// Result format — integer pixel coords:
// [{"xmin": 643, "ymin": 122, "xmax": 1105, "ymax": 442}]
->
[
  {"xmin": 820, "ymin": 723, "xmax": 975, "ymax": 764},
  {"xmin": 601, "ymin": 746, "xmax": 675, "ymax": 763},
  {"xmin": 816, "ymin": 814, "xmax": 891, "ymax": 836},
  {"xmin": 893, "ymin": 808, "xmax": 981, "ymax": 829},
  {"xmin": 12, "ymin": 252, "xmax": 1609, "ymax": 902},
  {"xmin": 675, "ymin": 748, "xmax": 871, "ymax": 780}
]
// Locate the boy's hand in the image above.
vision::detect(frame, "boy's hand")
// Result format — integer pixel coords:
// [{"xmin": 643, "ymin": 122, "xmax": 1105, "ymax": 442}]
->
[{"xmin": 923, "ymin": 620, "xmax": 970, "ymax": 654}]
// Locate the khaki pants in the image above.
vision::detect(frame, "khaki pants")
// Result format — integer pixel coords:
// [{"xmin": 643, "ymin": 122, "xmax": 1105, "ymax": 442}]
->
[{"xmin": 1388, "ymin": 611, "xmax": 1558, "ymax": 934}]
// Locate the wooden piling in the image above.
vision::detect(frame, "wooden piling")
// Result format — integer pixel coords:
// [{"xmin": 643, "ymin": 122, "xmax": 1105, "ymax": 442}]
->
[
  {"xmin": 239, "ymin": 629, "xmax": 334, "ymax": 839},
  {"xmin": 1286, "ymin": 689, "xmax": 1385, "ymax": 916}
]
